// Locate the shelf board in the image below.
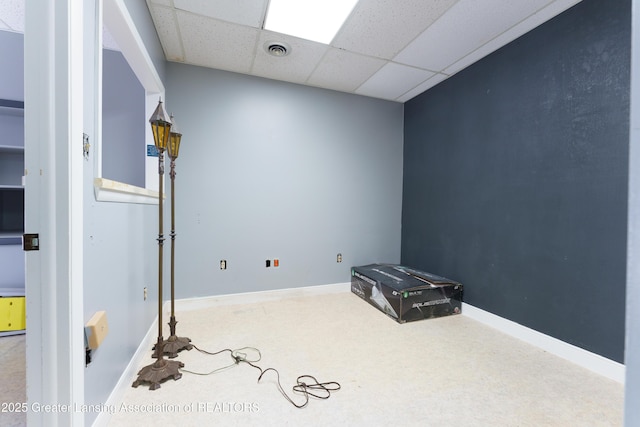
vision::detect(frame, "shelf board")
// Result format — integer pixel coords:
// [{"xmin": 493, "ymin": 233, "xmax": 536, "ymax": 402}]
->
[
  {"xmin": 0, "ymin": 185, "xmax": 23, "ymax": 190},
  {"xmin": 0, "ymin": 234, "xmax": 22, "ymax": 245},
  {"xmin": 0, "ymin": 330, "xmax": 25, "ymax": 337},
  {"xmin": 0, "ymin": 99, "xmax": 24, "ymax": 118},
  {"xmin": 0, "ymin": 106, "xmax": 24, "ymax": 117},
  {"xmin": 0, "ymin": 145, "xmax": 24, "ymax": 153},
  {"xmin": 0, "ymin": 288, "xmax": 24, "ymax": 297},
  {"xmin": 0, "ymin": 99, "xmax": 24, "ymax": 109}
]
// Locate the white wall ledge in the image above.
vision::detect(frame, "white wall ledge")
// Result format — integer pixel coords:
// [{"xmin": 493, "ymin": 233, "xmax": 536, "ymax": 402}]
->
[{"xmin": 93, "ymin": 177, "xmax": 161, "ymax": 205}]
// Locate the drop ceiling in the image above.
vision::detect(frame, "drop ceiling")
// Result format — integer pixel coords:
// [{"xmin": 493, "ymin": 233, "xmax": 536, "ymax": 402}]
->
[
  {"xmin": 147, "ymin": 0, "xmax": 582, "ymax": 103},
  {"xmin": 0, "ymin": 1, "xmax": 583, "ymax": 103}
]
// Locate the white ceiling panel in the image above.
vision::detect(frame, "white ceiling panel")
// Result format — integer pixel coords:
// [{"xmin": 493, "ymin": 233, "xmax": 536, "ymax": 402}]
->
[
  {"xmin": 148, "ymin": 0, "xmax": 172, "ymax": 6},
  {"xmin": 307, "ymin": 48, "xmax": 386, "ymax": 93},
  {"xmin": 103, "ymin": 26, "xmax": 120, "ymax": 51},
  {"xmin": 442, "ymin": 0, "xmax": 580, "ymax": 75},
  {"xmin": 333, "ymin": 0, "xmax": 458, "ymax": 59},
  {"xmin": 173, "ymin": 0, "xmax": 268, "ymax": 28},
  {"xmin": 0, "ymin": 0, "xmax": 24, "ymax": 33},
  {"xmin": 148, "ymin": 6, "xmax": 184, "ymax": 62},
  {"xmin": 356, "ymin": 62, "xmax": 435, "ymax": 100},
  {"xmin": 394, "ymin": 0, "xmax": 552, "ymax": 71},
  {"xmin": 252, "ymin": 32, "xmax": 328, "ymax": 84},
  {"xmin": 176, "ymin": 11, "xmax": 259, "ymax": 74},
  {"xmin": 140, "ymin": 0, "xmax": 582, "ymax": 102}
]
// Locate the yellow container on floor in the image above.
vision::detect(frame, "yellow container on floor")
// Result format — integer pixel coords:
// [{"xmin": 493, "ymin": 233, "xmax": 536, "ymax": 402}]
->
[{"xmin": 0, "ymin": 297, "xmax": 26, "ymax": 331}]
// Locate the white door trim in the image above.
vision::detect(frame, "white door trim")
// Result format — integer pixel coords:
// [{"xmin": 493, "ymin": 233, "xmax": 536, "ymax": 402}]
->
[{"xmin": 25, "ymin": 0, "xmax": 85, "ymax": 425}]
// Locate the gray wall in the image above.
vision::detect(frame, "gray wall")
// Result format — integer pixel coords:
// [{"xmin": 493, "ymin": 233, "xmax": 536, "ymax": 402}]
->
[
  {"xmin": 0, "ymin": 113, "xmax": 23, "ymax": 150},
  {"xmin": 165, "ymin": 63, "xmax": 404, "ymax": 298},
  {"xmin": 81, "ymin": 190, "xmax": 157, "ymax": 426},
  {"xmin": 0, "ymin": 245, "xmax": 23, "ymax": 287},
  {"xmin": 102, "ymin": 49, "xmax": 145, "ymax": 187},
  {"xmin": 402, "ymin": 0, "xmax": 629, "ymax": 363},
  {"xmin": 82, "ymin": 2, "xmax": 162, "ymax": 425},
  {"xmin": 0, "ymin": 30, "xmax": 23, "ymax": 101}
]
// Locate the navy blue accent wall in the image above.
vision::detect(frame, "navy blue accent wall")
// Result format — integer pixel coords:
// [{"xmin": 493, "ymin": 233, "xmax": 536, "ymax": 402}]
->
[{"xmin": 402, "ymin": 0, "xmax": 630, "ymax": 362}]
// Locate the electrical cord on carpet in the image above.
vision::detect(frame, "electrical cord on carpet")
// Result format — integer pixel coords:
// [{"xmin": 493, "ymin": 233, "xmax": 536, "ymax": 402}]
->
[{"xmin": 180, "ymin": 343, "xmax": 341, "ymax": 408}]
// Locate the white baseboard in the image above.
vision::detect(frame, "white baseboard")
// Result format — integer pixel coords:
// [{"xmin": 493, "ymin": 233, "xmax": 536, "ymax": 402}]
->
[
  {"xmin": 92, "ymin": 316, "xmax": 159, "ymax": 427},
  {"xmin": 462, "ymin": 302, "xmax": 625, "ymax": 384},
  {"xmin": 171, "ymin": 282, "xmax": 351, "ymax": 313}
]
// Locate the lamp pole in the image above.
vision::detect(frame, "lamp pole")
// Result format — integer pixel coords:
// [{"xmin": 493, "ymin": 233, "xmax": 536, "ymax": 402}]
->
[
  {"xmin": 159, "ymin": 114, "xmax": 192, "ymax": 358},
  {"xmin": 133, "ymin": 98, "xmax": 184, "ymax": 390}
]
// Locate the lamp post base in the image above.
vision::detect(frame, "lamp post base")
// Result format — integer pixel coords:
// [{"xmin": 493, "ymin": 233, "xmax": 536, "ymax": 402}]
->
[
  {"xmin": 152, "ymin": 316, "xmax": 193, "ymax": 358},
  {"xmin": 132, "ymin": 358, "xmax": 184, "ymax": 390},
  {"xmin": 153, "ymin": 335, "xmax": 193, "ymax": 359}
]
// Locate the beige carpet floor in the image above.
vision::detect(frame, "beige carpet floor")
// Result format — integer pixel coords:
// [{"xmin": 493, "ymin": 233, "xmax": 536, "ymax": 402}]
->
[
  {"xmin": 107, "ymin": 292, "xmax": 624, "ymax": 427},
  {"xmin": 0, "ymin": 333, "xmax": 26, "ymax": 427}
]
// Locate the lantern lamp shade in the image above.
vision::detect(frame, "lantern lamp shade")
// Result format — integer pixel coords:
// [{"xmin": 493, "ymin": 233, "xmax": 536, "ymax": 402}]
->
[
  {"xmin": 149, "ymin": 98, "xmax": 172, "ymax": 151},
  {"xmin": 168, "ymin": 115, "xmax": 182, "ymax": 160}
]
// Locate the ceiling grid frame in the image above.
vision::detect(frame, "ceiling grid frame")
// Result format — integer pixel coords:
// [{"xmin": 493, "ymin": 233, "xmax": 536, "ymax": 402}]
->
[{"xmin": 145, "ymin": 0, "xmax": 583, "ymax": 102}]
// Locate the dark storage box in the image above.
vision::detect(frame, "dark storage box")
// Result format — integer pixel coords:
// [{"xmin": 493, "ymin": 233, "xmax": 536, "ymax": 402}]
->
[{"xmin": 351, "ymin": 264, "xmax": 463, "ymax": 323}]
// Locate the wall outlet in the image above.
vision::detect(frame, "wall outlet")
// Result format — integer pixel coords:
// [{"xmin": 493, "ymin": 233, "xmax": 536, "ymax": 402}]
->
[
  {"xmin": 266, "ymin": 259, "xmax": 271, "ymax": 267},
  {"xmin": 337, "ymin": 253, "xmax": 343, "ymax": 263},
  {"xmin": 143, "ymin": 287, "xmax": 147, "ymax": 301},
  {"xmin": 220, "ymin": 260, "xmax": 227, "ymax": 270}
]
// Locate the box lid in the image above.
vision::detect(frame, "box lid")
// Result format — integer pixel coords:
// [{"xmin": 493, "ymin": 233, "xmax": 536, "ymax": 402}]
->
[{"xmin": 352, "ymin": 264, "xmax": 461, "ymax": 292}]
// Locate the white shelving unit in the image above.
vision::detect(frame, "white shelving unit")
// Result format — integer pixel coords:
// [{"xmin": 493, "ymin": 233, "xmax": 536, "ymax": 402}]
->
[{"xmin": 0, "ymin": 99, "xmax": 25, "ymax": 336}]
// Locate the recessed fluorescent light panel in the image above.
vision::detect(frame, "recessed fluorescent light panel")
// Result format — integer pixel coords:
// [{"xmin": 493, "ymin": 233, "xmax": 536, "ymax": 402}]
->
[{"xmin": 264, "ymin": 0, "xmax": 359, "ymax": 45}]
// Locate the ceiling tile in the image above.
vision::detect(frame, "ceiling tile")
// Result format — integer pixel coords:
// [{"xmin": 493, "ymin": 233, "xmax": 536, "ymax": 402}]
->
[
  {"xmin": 176, "ymin": 11, "xmax": 259, "ymax": 74},
  {"xmin": 148, "ymin": 6, "xmax": 184, "ymax": 62},
  {"xmin": 356, "ymin": 62, "xmax": 435, "ymax": 101},
  {"xmin": 307, "ymin": 48, "xmax": 387, "ymax": 93},
  {"xmin": 173, "ymin": 0, "xmax": 268, "ymax": 28},
  {"xmin": 0, "ymin": 0, "xmax": 24, "ymax": 32},
  {"xmin": 394, "ymin": 0, "xmax": 552, "ymax": 72},
  {"xmin": 443, "ymin": 0, "xmax": 581, "ymax": 75},
  {"xmin": 333, "ymin": 0, "xmax": 458, "ymax": 59},
  {"xmin": 252, "ymin": 32, "xmax": 328, "ymax": 85},
  {"xmin": 103, "ymin": 25, "xmax": 120, "ymax": 51}
]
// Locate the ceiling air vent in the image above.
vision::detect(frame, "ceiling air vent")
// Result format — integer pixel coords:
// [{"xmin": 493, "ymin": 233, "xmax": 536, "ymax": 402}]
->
[{"xmin": 265, "ymin": 41, "xmax": 291, "ymax": 57}]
